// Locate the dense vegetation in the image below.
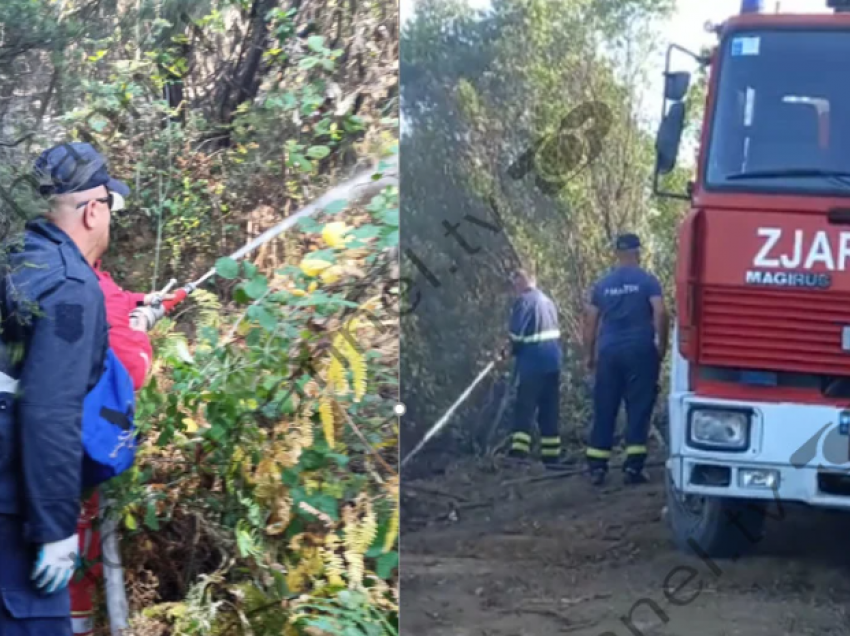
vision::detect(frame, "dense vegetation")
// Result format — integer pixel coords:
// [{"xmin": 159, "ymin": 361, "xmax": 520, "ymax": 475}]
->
[
  {"xmin": 0, "ymin": 0, "xmax": 399, "ymax": 634},
  {"xmin": 400, "ymin": 0, "xmax": 704, "ymax": 466}
]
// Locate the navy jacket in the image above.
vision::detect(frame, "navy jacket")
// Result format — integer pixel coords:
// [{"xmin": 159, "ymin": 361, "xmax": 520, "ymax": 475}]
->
[
  {"xmin": 0, "ymin": 219, "xmax": 108, "ymax": 544},
  {"xmin": 509, "ymin": 288, "xmax": 562, "ymax": 377},
  {"xmin": 590, "ymin": 264, "xmax": 663, "ymax": 352}
]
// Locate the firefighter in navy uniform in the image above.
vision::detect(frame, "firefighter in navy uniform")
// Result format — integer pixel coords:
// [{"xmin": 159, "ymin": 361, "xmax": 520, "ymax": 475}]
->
[
  {"xmin": 0, "ymin": 142, "xmax": 129, "ymax": 635},
  {"xmin": 505, "ymin": 269, "xmax": 564, "ymax": 468},
  {"xmin": 583, "ymin": 233, "xmax": 669, "ymax": 486}
]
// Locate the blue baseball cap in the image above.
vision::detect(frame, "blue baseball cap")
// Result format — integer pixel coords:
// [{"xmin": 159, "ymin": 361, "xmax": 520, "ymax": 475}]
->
[
  {"xmin": 33, "ymin": 142, "xmax": 130, "ymax": 199},
  {"xmin": 615, "ymin": 233, "xmax": 641, "ymax": 251}
]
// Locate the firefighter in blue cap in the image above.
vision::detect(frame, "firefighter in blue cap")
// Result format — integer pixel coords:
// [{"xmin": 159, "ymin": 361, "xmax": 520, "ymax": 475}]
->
[
  {"xmin": 583, "ymin": 233, "xmax": 668, "ymax": 486},
  {"xmin": 504, "ymin": 268, "xmax": 563, "ymax": 468},
  {"xmin": 0, "ymin": 142, "xmax": 130, "ymax": 634}
]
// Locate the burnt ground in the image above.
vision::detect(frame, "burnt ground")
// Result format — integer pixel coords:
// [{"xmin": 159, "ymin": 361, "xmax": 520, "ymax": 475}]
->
[{"xmin": 401, "ymin": 455, "xmax": 850, "ymax": 636}]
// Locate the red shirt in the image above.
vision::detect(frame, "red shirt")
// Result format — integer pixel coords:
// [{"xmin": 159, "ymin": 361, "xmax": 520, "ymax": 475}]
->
[{"xmin": 94, "ymin": 263, "xmax": 153, "ymax": 391}]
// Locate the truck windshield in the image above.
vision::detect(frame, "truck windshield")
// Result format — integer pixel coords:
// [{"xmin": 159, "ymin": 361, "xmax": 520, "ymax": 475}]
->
[{"xmin": 705, "ymin": 29, "xmax": 850, "ymax": 195}]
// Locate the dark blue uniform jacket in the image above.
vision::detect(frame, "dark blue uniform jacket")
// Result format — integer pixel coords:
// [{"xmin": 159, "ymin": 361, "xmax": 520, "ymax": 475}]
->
[
  {"xmin": 590, "ymin": 264, "xmax": 662, "ymax": 353},
  {"xmin": 0, "ymin": 219, "xmax": 108, "ymax": 544},
  {"xmin": 509, "ymin": 288, "xmax": 562, "ymax": 377}
]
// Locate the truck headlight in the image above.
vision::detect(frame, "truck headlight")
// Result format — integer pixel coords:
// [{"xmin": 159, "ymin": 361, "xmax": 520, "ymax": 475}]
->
[{"xmin": 688, "ymin": 408, "xmax": 750, "ymax": 451}]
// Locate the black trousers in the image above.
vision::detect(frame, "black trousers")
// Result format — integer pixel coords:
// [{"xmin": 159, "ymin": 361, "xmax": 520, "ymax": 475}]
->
[
  {"xmin": 511, "ymin": 370, "xmax": 561, "ymax": 461},
  {"xmin": 587, "ymin": 342, "xmax": 660, "ymax": 472}
]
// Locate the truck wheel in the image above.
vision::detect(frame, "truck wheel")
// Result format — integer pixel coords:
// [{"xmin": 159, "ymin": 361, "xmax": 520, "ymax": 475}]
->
[{"xmin": 665, "ymin": 468, "xmax": 766, "ymax": 559}]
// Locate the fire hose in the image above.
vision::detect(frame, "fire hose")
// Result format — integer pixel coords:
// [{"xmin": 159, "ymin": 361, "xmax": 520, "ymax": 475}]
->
[
  {"xmin": 147, "ymin": 154, "xmax": 399, "ymax": 320},
  {"xmin": 102, "ymin": 155, "xmax": 399, "ymax": 635},
  {"xmin": 401, "ymin": 358, "xmax": 500, "ymax": 468}
]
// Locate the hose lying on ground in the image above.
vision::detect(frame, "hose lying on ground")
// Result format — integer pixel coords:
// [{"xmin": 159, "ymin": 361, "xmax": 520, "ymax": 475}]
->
[{"xmin": 401, "ymin": 360, "xmax": 498, "ymax": 468}]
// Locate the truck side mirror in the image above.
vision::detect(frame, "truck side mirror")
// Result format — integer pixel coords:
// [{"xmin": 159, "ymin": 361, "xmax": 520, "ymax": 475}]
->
[
  {"xmin": 655, "ymin": 102, "xmax": 686, "ymax": 176},
  {"xmin": 664, "ymin": 71, "xmax": 691, "ymax": 102}
]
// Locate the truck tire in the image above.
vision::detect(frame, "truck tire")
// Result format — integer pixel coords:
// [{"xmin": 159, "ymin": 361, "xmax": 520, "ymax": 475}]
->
[{"xmin": 665, "ymin": 468, "xmax": 766, "ymax": 559}]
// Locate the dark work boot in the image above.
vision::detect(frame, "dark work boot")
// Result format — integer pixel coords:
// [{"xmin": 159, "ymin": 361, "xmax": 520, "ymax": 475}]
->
[
  {"xmin": 624, "ymin": 467, "xmax": 649, "ymax": 485},
  {"xmin": 589, "ymin": 466, "xmax": 607, "ymax": 486}
]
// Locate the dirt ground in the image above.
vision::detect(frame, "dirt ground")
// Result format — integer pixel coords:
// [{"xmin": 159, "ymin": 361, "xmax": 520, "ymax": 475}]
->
[{"xmin": 401, "ymin": 456, "xmax": 850, "ymax": 636}]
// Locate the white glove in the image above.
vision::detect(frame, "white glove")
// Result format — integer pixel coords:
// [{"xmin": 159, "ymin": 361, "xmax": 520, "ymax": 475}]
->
[
  {"xmin": 32, "ymin": 534, "xmax": 79, "ymax": 594},
  {"xmin": 129, "ymin": 305, "xmax": 164, "ymax": 332}
]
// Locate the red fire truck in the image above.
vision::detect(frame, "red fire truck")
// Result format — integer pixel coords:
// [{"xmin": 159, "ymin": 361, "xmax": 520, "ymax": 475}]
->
[{"xmin": 655, "ymin": 0, "xmax": 850, "ymax": 557}]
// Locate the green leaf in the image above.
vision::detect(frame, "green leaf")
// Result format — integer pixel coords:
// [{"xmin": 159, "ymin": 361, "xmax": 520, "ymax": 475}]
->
[
  {"xmin": 350, "ymin": 225, "xmax": 381, "ymax": 240},
  {"xmin": 328, "ymin": 453, "xmax": 350, "ymax": 467},
  {"xmin": 367, "ymin": 195, "xmax": 387, "ymax": 212},
  {"xmin": 207, "ymin": 424, "xmax": 227, "ymax": 441},
  {"xmin": 290, "ymin": 153, "xmax": 312, "ymax": 172},
  {"xmin": 248, "ymin": 305, "xmax": 277, "ymax": 331},
  {"xmin": 281, "ymin": 467, "xmax": 301, "ymax": 487},
  {"xmin": 304, "ymin": 493, "xmax": 339, "ymax": 521},
  {"xmin": 156, "ymin": 425, "xmax": 175, "ymax": 447},
  {"xmin": 90, "ymin": 117, "xmax": 108, "ymax": 133},
  {"xmin": 233, "ymin": 287, "xmax": 251, "ymax": 305},
  {"xmin": 307, "ymin": 145, "xmax": 331, "ymax": 159},
  {"xmin": 381, "ymin": 208, "xmax": 399, "ymax": 226},
  {"xmin": 304, "ymin": 618, "xmax": 340, "ymax": 633},
  {"xmin": 299, "ymin": 57, "xmax": 319, "ymax": 70},
  {"xmin": 297, "ymin": 216, "xmax": 322, "ymax": 233},
  {"xmin": 215, "ymin": 257, "xmax": 240, "ymax": 279},
  {"xmin": 382, "ymin": 229, "xmax": 399, "ymax": 247},
  {"xmin": 307, "ymin": 35, "xmax": 326, "ymax": 53},
  {"xmin": 242, "ymin": 262, "xmax": 258, "ymax": 279},
  {"xmin": 236, "ymin": 527, "xmax": 255, "ymax": 558},
  {"xmin": 144, "ymin": 503, "xmax": 160, "ymax": 531},
  {"xmin": 324, "ymin": 199, "xmax": 348, "ymax": 215},
  {"xmin": 244, "ymin": 275, "xmax": 269, "ymax": 299},
  {"xmin": 375, "ymin": 552, "xmax": 398, "ymax": 580},
  {"xmin": 305, "ymin": 248, "xmax": 337, "ymax": 263}
]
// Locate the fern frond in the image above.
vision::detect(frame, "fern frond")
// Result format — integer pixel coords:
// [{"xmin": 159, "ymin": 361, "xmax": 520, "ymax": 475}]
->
[
  {"xmin": 344, "ymin": 549, "xmax": 365, "ymax": 589},
  {"xmin": 322, "ymin": 534, "xmax": 346, "ymax": 588},
  {"xmin": 192, "ymin": 288, "xmax": 223, "ymax": 329},
  {"xmin": 383, "ymin": 504, "xmax": 399, "ymax": 554},
  {"xmin": 319, "ymin": 396, "xmax": 335, "ymax": 449},
  {"xmin": 298, "ymin": 416, "xmax": 314, "ymax": 449},
  {"xmin": 337, "ymin": 326, "xmax": 367, "ymax": 403},
  {"xmin": 327, "ymin": 351, "xmax": 348, "ymax": 396},
  {"xmin": 357, "ymin": 500, "xmax": 378, "ymax": 555},
  {"xmin": 264, "ymin": 495, "xmax": 292, "ymax": 536}
]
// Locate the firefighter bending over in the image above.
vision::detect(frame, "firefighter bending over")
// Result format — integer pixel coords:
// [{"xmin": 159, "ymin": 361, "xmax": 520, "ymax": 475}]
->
[
  {"xmin": 584, "ymin": 233, "xmax": 668, "ymax": 486},
  {"xmin": 505, "ymin": 269, "xmax": 564, "ymax": 468}
]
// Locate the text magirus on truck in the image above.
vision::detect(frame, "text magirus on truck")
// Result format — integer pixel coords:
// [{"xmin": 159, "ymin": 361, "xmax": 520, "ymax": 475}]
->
[{"xmin": 653, "ymin": 0, "xmax": 850, "ymax": 559}]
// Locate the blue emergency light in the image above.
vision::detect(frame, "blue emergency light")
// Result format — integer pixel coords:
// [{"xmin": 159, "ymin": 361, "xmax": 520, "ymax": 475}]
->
[
  {"xmin": 740, "ymin": 0, "xmax": 763, "ymax": 13},
  {"xmin": 840, "ymin": 411, "xmax": 850, "ymax": 436}
]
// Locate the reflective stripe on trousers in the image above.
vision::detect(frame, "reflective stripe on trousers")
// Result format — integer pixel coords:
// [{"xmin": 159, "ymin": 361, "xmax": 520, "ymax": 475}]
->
[{"xmin": 511, "ymin": 431, "xmax": 531, "ymax": 453}]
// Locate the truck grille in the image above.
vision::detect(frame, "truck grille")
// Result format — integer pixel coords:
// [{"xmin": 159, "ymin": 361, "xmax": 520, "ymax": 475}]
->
[{"xmin": 700, "ymin": 286, "xmax": 850, "ymax": 376}]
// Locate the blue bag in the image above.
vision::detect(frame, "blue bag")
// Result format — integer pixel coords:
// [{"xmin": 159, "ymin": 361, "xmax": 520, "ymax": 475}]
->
[{"xmin": 81, "ymin": 347, "xmax": 137, "ymax": 488}]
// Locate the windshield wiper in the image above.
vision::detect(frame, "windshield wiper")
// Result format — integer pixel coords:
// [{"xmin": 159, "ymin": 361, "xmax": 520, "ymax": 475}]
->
[{"xmin": 726, "ymin": 169, "xmax": 850, "ymax": 181}]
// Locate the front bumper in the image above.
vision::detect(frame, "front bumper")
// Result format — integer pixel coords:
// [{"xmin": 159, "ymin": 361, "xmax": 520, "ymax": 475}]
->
[{"xmin": 668, "ymin": 393, "xmax": 850, "ymax": 509}]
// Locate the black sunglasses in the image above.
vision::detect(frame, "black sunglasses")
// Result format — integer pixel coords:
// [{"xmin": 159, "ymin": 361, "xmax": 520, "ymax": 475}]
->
[{"xmin": 75, "ymin": 191, "xmax": 114, "ymax": 211}]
